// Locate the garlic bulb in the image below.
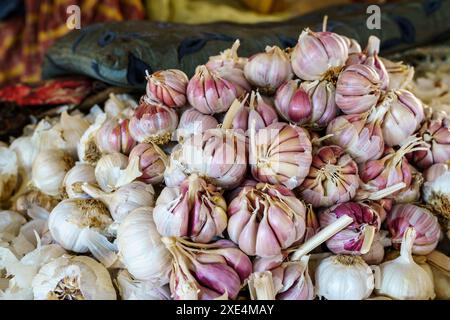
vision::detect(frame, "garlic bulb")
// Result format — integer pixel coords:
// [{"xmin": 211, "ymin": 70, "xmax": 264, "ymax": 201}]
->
[
  {"xmin": 146, "ymin": 69, "xmax": 189, "ymax": 108},
  {"xmin": 56, "ymin": 111, "xmax": 90, "ymax": 156},
  {"xmin": 117, "ymin": 207, "xmax": 171, "ymax": 284},
  {"xmin": 12, "ymin": 189, "xmax": 58, "ymax": 216},
  {"xmin": 129, "ymin": 142, "xmax": 168, "ymax": 185},
  {"xmin": 377, "ymin": 228, "xmax": 435, "ymax": 300},
  {"xmin": 250, "ymin": 122, "xmax": 312, "ymax": 189},
  {"xmin": 176, "ymin": 108, "xmax": 218, "ymax": 142},
  {"xmin": 32, "ymin": 254, "xmax": 116, "ymax": 300},
  {"xmin": 163, "ymin": 145, "xmax": 188, "ymax": 187},
  {"xmin": 10, "ymin": 136, "xmax": 38, "ymax": 176},
  {"xmin": 299, "ymin": 145, "xmax": 359, "ymax": 207},
  {"xmin": 82, "ymin": 181, "xmax": 155, "ymax": 222},
  {"xmin": 95, "ymin": 153, "xmax": 141, "ymax": 192},
  {"xmin": 206, "ymin": 40, "xmax": 247, "ymax": 70},
  {"xmin": 77, "ymin": 113, "xmax": 106, "ymax": 165},
  {"xmin": 315, "ymin": 255, "xmax": 374, "ymax": 300},
  {"xmin": 0, "ymin": 146, "xmax": 18, "ymax": 202},
  {"xmin": 0, "ymin": 211, "xmax": 26, "ymax": 244},
  {"xmin": 422, "ymin": 163, "xmax": 449, "ymax": 218},
  {"xmin": 48, "ymin": 199, "xmax": 116, "ymax": 267},
  {"xmin": 104, "ymin": 93, "xmax": 138, "ymax": 118},
  {"xmin": 31, "ymin": 149, "xmax": 74, "ymax": 197},
  {"xmin": 320, "ymin": 202, "xmax": 380, "ymax": 255},
  {"xmin": 95, "ymin": 117, "xmax": 136, "ymax": 155},
  {"xmin": 387, "ymin": 204, "xmax": 441, "ymax": 255},
  {"xmin": 395, "ymin": 165, "xmax": 423, "ymax": 204},
  {"xmin": 163, "ymin": 237, "xmax": 252, "ymax": 300},
  {"xmin": 227, "ymin": 183, "xmax": 306, "ymax": 257},
  {"xmin": 291, "ymin": 28, "xmax": 348, "ymax": 81},
  {"xmin": 244, "ymin": 45, "xmax": 292, "ymax": 94},
  {"xmin": 342, "ymin": 35, "xmax": 362, "ymax": 54},
  {"xmin": 154, "ymin": 174, "xmax": 227, "ymax": 243},
  {"xmin": 116, "ymin": 269, "xmax": 171, "ymax": 300},
  {"xmin": 63, "ymin": 163, "xmax": 96, "ymax": 199}
]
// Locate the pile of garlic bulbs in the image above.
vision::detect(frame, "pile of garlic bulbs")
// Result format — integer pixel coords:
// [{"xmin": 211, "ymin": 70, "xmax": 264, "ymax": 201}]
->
[{"xmin": 0, "ymin": 27, "xmax": 449, "ymax": 300}]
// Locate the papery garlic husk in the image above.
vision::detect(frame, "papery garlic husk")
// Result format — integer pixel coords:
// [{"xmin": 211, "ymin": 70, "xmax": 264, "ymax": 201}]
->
[
  {"xmin": 146, "ymin": 69, "xmax": 189, "ymax": 108},
  {"xmin": 176, "ymin": 108, "xmax": 218, "ymax": 142},
  {"xmin": 63, "ymin": 163, "xmax": 96, "ymax": 199},
  {"xmin": 395, "ymin": 165, "xmax": 423, "ymax": 204},
  {"xmin": 379, "ymin": 57, "xmax": 415, "ymax": 91},
  {"xmin": 12, "ymin": 189, "xmax": 58, "ymax": 216},
  {"xmin": 54, "ymin": 111, "xmax": 90, "ymax": 157},
  {"xmin": 32, "ymin": 254, "xmax": 116, "ymax": 300},
  {"xmin": 361, "ymin": 230, "xmax": 391, "ymax": 265},
  {"xmin": 377, "ymin": 228, "xmax": 435, "ymax": 300},
  {"xmin": 336, "ymin": 64, "xmax": 382, "ymax": 114},
  {"xmin": 227, "ymin": 183, "xmax": 306, "ymax": 257},
  {"xmin": 387, "ymin": 204, "xmax": 441, "ymax": 255},
  {"xmin": 250, "ymin": 122, "xmax": 312, "ymax": 189},
  {"xmin": 95, "ymin": 117, "xmax": 137, "ymax": 155},
  {"xmin": 154, "ymin": 174, "xmax": 227, "ymax": 243},
  {"xmin": 104, "ymin": 93, "xmax": 138, "ymax": 118},
  {"xmin": 129, "ymin": 99, "xmax": 178, "ymax": 145},
  {"xmin": 409, "ymin": 111, "xmax": 450, "ymax": 169},
  {"xmin": 129, "ymin": 142, "xmax": 168, "ymax": 185},
  {"xmin": 315, "ymin": 255, "xmax": 374, "ymax": 300},
  {"xmin": 82, "ymin": 181, "xmax": 155, "ymax": 222},
  {"xmin": 0, "ymin": 147, "xmax": 18, "ymax": 202},
  {"xmin": 326, "ymin": 105, "xmax": 387, "ymax": 164},
  {"xmin": 163, "ymin": 237, "xmax": 252, "ymax": 300},
  {"xmin": 48, "ymin": 198, "xmax": 117, "ymax": 267},
  {"xmin": 222, "ymin": 91, "xmax": 278, "ymax": 132},
  {"xmin": 342, "ymin": 35, "xmax": 362, "ymax": 55},
  {"xmin": 244, "ymin": 46, "xmax": 292, "ymax": 94},
  {"xmin": 253, "ymin": 255, "xmax": 314, "ymax": 300},
  {"xmin": 187, "ymin": 65, "xmax": 249, "ymax": 115},
  {"xmin": 10, "ymin": 136, "xmax": 38, "ymax": 176},
  {"xmin": 346, "ymin": 36, "xmax": 389, "ymax": 89},
  {"xmin": 0, "ymin": 211, "xmax": 26, "ymax": 244},
  {"xmin": 422, "ymin": 163, "xmax": 450, "ymax": 218},
  {"xmin": 379, "ymin": 90, "xmax": 425, "ymax": 147},
  {"xmin": 303, "ymin": 204, "xmax": 320, "ymax": 243},
  {"xmin": 300, "ymin": 145, "xmax": 359, "ymax": 207},
  {"xmin": 291, "ymin": 28, "xmax": 348, "ymax": 81},
  {"xmin": 206, "ymin": 40, "xmax": 248, "ymax": 70},
  {"xmin": 77, "ymin": 113, "xmax": 106, "ymax": 165},
  {"xmin": 427, "ymin": 251, "xmax": 450, "ymax": 300},
  {"xmin": 320, "ymin": 202, "xmax": 380, "ymax": 255},
  {"xmin": 163, "ymin": 145, "xmax": 188, "ymax": 187},
  {"xmin": 95, "ymin": 152, "xmax": 141, "ymax": 192},
  {"xmin": 116, "ymin": 269, "xmax": 171, "ymax": 300},
  {"xmin": 31, "ymin": 149, "xmax": 74, "ymax": 197},
  {"xmin": 117, "ymin": 207, "xmax": 171, "ymax": 284},
  {"xmin": 176, "ymin": 128, "xmax": 247, "ymax": 189}
]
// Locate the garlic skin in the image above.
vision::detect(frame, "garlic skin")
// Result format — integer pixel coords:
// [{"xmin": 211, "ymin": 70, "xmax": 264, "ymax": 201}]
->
[
  {"xmin": 82, "ymin": 182, "xmax": 155, "ymax": 222},
  {"xmin": 32, "ymin": 255, "xmax": 116, "ymax": 300},
  {"xmin": 116, "ymin": 269, "xmax": 171, "ymax": 300},
  {"xmin": 377, "ymin": 228, "xmax": 435, "ymax": 300},
  {"xmin": 104, "ymin": 93, "xmax": 138, "ymax": 118},
  {"xmin": 95, "ymin": 117, "xmax": 137, "ymax": 155},
  {"xmin": 163, "ymin": 145, "xmax": 188, "ymax": 187},
  {"xmin": 380, "ymin": 57, "xmax": 415, "ymax": 91},
  {"xmin": 95, "ymin": 153, "xmax": 141, "ymax": 192},
  {"xmin": 422, "ymin": 163, "xmax": 449, "ymax": 218},
  {"xmin": 129, "ymin": 99, "xmax": 178, "ymax": 145},
  {"xmin": 31, "ymin": 149, "xmax": 74, "ymax": 197},
  {"xmin": 380, "ymin": 90, "xmax": 425, "ymax": 147},
  {"xmin": 117, "ymin": 207, "xmax": 171, "ymax": 284},
  {"xmin": 48, "ymin": 198, "xmax": 116, "ymax": 267},
  {"xmin": 387, "ymin": 204, "xmax": 441, "ymax": 255},
  {"xmin": 227, "ymin": 183, "xmax": 306, "ymax": 257},
  {"xmin": 342, "ymin": 35, "xmax": 362, "ymax": 55},
  {"xmin": 176, "ymin": 108, "xmax": 218, "ymax": 142},
  {"xmin": 129, "ymin": 142, "xmax": 168, "ymax": 185},
  {"xmin": 244, "ymin": 46, "xmax": 292, "ymax": 94},
  {"xmin": 154, "ymin": 175, "xmax": 227, "ymax": 243},
  {"xmin": 315, "ymin": 255, "xmax": 374, "ymax": 300},
  {"xmin": 300, "ymin": 145, "xmax": 359, "ymax": 207},
  {"xmin": 0, "ymin": 147, "xmax": 18, "ymax": 202},
  {"xmin": 395, "ymin": 165, "xmax": 423, "ymax": 204},
  {"xmin": 361, "ymin": 230, "xmax": 390, "ymax": 265},
  {"xmin": 12, "ymin": 189, "xmax": 58, "ymax": 216},
  {"xmin": 336, "ymin": 64, "xmax": 382, "ymax": 114},
  {"xmin": 250, "ymin": 122, "xmax": 312, "ymax": 190},
  {"xmin": 63, "ymin": 163, "xmax": 96, "ymax": 199},
  {"xmin": 291, "ymin": 29, "xmax": 348, "ymax": 81},
  {"xmin": 146, "ymin": 69, "xmax": 189, "ymax": 108},
  {"xmin": 274, "ymin": 79, "xmax": 310, "ymax": 125},
  {"xmin": 77, "ymin": 113, "xmax": 106, "ymax": 165},
  {"xmin": 207, "ymin": 40, "xmax": 248, "ymax": 70},
  {"xmin": 0, "ymin": 211, "xmax": 26, "ymax": 245},
  {"xmin": 10, "ymin": 136, "xmax": 39, "ymax": 176},
  {"xmin": 56, "ymin": 111, "xmax": 90, "ymax": 157}
]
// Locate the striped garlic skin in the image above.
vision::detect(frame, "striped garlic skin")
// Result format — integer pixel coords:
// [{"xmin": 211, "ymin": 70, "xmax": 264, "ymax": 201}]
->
[
  {"xmin": 146, "ymin": 69, "xmax": 189, "ymax": 108},
  {"xmin": 95, "ymin": 118, "xmax": 136, "ymax": 155}
]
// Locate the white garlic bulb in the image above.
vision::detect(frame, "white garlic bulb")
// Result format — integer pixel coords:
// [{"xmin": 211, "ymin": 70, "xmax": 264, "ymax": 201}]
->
[
  {"xmin": 377, "ymin": 228, "xmax": 435, "ymax": 300},
  {"xmin": 32, "ymin": 254, "xmax": 116, "ymax": 300},
  {"xmin": 315, "ymin": 255, "xmax": 374, "ymax": 300},
  {"xmin": 422, "ymin": 163, "xmax": 449, "ymax": 218},
  {"xmin": 116, "ymin": 269, "xmax": 171, "ymax": 300},
  {"xmin": 95, "ymin": 153, "xmax": 141, "ymax": 192},
  {"xmin": 104, "ymin": 93, "xmax": 138, "ymax": 118},
  {"xmin": 77, "ymin": 113, "xmax": 106, "ymax": 165},
  {"xmin": 0, "ymin": 211, "xmax": 26, "ymax": 243},
  {"xmin": 82, "ymin": 182, "xmax": 155, "ymax": 222},
  {"xmin": 0, "ymin": 147, "xmax": 19, "ymax": 202},
  {"xmin": 31, "ymin": 149, "xmax": 74, "ymax": 197},
  {"xmin": 48, "ymin": 198, "xmax": 117, "ymax": 267},
  {"xmin": 63, "ymin": 163, "xmax": 96, "ymax": 199},
  {"xmin": 54, "ymin": 111, "xmax": 90, "ymax": 157},
  {"xmin": 117, "ymin": 207, "xmax": 171, "ymax": 285},
  {"xmin": 10, "ymin": 136, "xmax": 38, "ymax": 176}
]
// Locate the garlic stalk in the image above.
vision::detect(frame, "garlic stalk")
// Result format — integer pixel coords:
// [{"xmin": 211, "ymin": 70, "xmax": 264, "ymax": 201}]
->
[
  {"xmin": 82, "ymin": 181, "xmax": 155, "ymax": 222},
  {"xmin": 63, "ymin": 163, "xmax": 96, "ymax": 199},
  {"xmin": 94, "ymin": 153, "xmax": 141, "ymax": 192},
  {"xmin": 377, "ymin": 228, "xmax": 435, "ymax": 300},
  {"xmin": 248, "ymin": 272, "xmax": 276, "ymax": 300},
  {"xmin": 116, "ymin": 269, "xmax": 171, "ymax": 300}
]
